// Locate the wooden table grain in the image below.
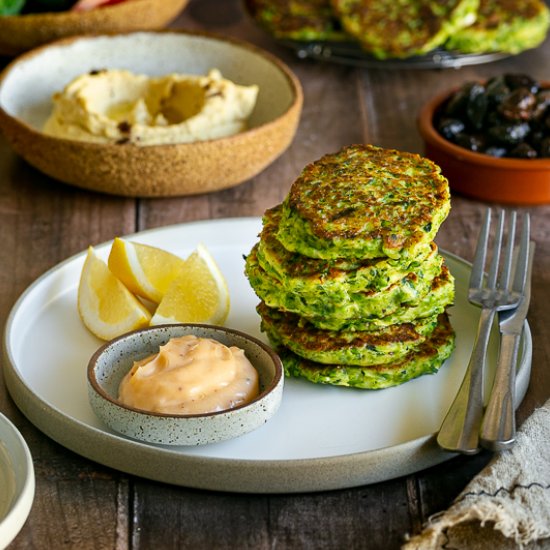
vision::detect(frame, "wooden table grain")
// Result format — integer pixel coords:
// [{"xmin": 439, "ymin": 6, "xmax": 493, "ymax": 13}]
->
[{"xmin": 1, "ymin": 1, "xmax": 549, "ymax": 548}]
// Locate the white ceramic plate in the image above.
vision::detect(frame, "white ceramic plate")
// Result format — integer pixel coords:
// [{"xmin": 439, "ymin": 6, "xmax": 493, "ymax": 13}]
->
[
  {"xmin": 2, "ymin": 218, "xmax": 532, "ymax": 493},
  {"xmin": 0, "ymin": 413, "xmax": 34, "ymax": 549}
]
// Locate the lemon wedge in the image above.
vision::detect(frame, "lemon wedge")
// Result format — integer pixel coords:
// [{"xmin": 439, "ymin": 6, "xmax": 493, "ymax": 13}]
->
[
  {"xmin": 108, "ymin": 237, "xmax": 187, "ymax": 303},
  {"xmin": 150, "ymin": 243, "xmax": 230, "ymax": 326},
  {"xmin": 78, "ymin": 247, "xmax": 152, "ymax": 340}
]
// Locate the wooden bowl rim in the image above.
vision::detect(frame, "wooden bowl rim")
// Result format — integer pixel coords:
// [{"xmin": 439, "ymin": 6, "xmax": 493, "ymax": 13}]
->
[
  {"xmin": 0, "ymin": 29, "xmax": 304, "ymax": 152},
  {"xmin": 0, "ymin": 0, "xmax": 186, "ymax": 23}
]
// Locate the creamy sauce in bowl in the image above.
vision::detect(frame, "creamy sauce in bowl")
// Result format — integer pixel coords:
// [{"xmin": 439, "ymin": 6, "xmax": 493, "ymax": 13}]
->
[{"xmin": 118, "ymin": 334, "xmax": 260, "ymax": 415}]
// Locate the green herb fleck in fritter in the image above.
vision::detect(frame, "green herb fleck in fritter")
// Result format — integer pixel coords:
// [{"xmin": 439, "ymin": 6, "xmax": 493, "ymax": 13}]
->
[
  {"xmin": 279, "ymin": 313, "xmax": 455, "ymax": 389},
  {"xmin": 277, "ymin": 144, "xmax": 451, "ymax": 261},
  {"xmin": 245, "ymin": 0, "xmax": 348, "ymax": 41},
  {"xmin": 259, "ymin": 301, "xmax": 440, "ymax": 366},
  {"xmin": 331, "ymin": 0, "xmax": 479, "ymax": 59},
  {"xmin": 445, "ymin": 0, "xmax": 550, "ymax": 54}
]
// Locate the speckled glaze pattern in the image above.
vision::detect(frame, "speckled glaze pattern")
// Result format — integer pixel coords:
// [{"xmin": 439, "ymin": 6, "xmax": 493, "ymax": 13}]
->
[
  {"xmin": 87, "ymin": 324, "xmax": 284, "ymax": 446},
  {"xmin": 0, "ymin": 32, "xmax": 303, "ymax": 197}
]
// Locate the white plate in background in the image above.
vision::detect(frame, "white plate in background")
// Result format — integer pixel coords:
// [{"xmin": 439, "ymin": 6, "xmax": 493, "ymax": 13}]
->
[{"xmin": 0, "ymin": 413, "xmax": 34, "ymax": 549}]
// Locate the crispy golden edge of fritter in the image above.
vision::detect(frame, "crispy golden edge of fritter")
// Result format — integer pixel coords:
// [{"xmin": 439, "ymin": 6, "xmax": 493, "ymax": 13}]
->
[
  {"xmin": 331, "ymin": 0, "xmax": 479, "ymax": 58},
  {"xmin": 287, "ymin": 312, "xmax": 454, "ymax": 374},
  {"xmin": 474, "ymin": 0, "xmax": 546, "ymax": 25},
  {"xmin": 258, "ymin": 301, "xmax": 438, "ymax": 351},
  {"xmin": 286, "ymin": 144, "xmax": 450, "ymax": 243},
  {"xmin": 260, "ymin": 204, "xmax": 438, "ymax": 280}
]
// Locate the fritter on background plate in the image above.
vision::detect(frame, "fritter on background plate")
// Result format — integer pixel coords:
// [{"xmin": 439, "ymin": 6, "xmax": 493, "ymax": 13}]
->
[
  {"xmin": 247, "ymin": 0, "xmax": 550, "ymax": 59},
  {"xmin": 446, "ymin": 0, "xmax": 550, "ymax": 53},
  {"xmin": 245, "ymin": 0, "xmax": 348, "ymax": 41},
  {"xmin": 331, "ymin": 0, "xmax": 479, "ymax": 58}
]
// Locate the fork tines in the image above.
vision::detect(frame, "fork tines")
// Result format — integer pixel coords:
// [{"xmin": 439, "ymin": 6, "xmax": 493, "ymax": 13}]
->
[{"xmin": 470, "ymin": 208, "xmax": 530, "ymax": 308}]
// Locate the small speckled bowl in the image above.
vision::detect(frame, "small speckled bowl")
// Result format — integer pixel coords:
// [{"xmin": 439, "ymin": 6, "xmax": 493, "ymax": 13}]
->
[
  {"xmin": 418, "ymin": 84, "xmax": 550, "ymax": 205},
  {"xmin": 87, "ymin": 324, "xmax": 284, "ymax": 446},
  {"xmin": 0, "ymin": 31, "xmax": 302, "ymax": 197}
]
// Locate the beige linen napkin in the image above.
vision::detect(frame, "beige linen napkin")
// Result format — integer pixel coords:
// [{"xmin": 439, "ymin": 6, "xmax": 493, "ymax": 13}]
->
[{"xmin": 403, "ymin": 398, "xmax": 550, "ymax": 549}]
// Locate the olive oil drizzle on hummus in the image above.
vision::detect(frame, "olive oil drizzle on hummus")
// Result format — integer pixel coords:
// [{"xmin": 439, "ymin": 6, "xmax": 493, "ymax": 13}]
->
[{"xmin": 43, "ymin": 68, "xmax": 259, "ymax": 145}]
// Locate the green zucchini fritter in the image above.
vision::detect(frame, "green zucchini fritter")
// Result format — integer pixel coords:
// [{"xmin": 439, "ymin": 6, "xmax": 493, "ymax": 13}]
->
[
  {"xmin": 247, "ymin": 250, "xmax": 454, "ymax": 330},
  {"xmin": 246, "ymin": 245, "xmax": 450, "ymax": 323},
  {"xmin": 259, "ymin": 301, "xmax": 439, "ymax": 366},
  {"xmin": 247, "ymin": 0, "xmax": 549, "ymax": 58},
  {"xmin": 245, "ymin": 0, "xmax": 347, "ymax": 41},
  {"xmin": 277, "ymin": 144, "xmax": 451, "ymax": 261},
  {"xmin": 257, "ymin": 204, "xmax": 439, "ymax": 294},
  {"xmin": 445, "ymin": 0, "xmax": 550, "ymax": 54},
  {"xmin": 279, "ymin": 313, "xmax": 455, "ymax": 389},
  {"xmin": 331, "ymin": 0, "xmax": 479, "ymax": 59}
]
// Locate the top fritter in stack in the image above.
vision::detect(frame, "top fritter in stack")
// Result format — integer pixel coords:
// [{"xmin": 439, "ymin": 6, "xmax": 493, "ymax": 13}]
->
[{"xmin": 245, "ymin": 144, "xmax": 456, "ymax": 389}]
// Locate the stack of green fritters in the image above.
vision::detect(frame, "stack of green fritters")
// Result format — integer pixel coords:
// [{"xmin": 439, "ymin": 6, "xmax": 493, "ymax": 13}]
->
[{"xmin": 245, "ymin": 144, "xmax": 456, "ymax": 389}]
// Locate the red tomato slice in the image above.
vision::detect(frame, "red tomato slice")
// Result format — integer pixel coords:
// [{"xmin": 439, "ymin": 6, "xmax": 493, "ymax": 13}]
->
[{"xmin": 71, "ymin": 0, "xmax": 127, "ymax": 12}]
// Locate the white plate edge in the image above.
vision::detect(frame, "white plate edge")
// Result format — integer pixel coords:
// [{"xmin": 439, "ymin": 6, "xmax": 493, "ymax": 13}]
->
[{"xmin": 0, "ymin": 218, "xmax": 533, "ymax": 493}]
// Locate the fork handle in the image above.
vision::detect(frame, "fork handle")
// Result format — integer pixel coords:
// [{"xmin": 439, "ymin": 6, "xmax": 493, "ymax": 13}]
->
[
  {"xmin": 437, "ymin": 307, "xmax": 495, "ymax": 454},
  {"xmin": 479, "ymin": 332, "xmax": 520, "ymax": 451}
]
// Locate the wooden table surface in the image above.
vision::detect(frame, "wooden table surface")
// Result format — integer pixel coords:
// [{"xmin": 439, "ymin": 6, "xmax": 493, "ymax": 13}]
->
[{"xmin": 2, "ymin": 1, "xmax": 549, "ymax": 548}]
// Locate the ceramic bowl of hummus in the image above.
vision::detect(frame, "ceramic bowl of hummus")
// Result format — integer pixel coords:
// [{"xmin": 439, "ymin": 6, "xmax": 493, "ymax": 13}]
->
[
  {"xmin": 87, "ymin": 323, "xmax": 285, "ymax": 446},
  {"xmin": 0, "ymin": 0, "xmax": 189, "ymax": 57},
  {"xmin": 0, "ymin": 31, "xmax": 303, "ymax": 197}
]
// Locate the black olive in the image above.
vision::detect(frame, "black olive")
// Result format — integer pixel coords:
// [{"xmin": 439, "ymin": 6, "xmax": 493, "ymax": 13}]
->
[
  {"xmin": 509, "ymin": 142, "xmax": 538, "ymax": 158},
  {"xmin": 498, "ymin": 88, "xmax": 537, "ymax": 121},
  {"xmin": 437, "ymin": 117, "xmax": 466, "ymax": 140},
  {"xmin": 466, "ymin": 83, "xmax": 488, "ymax": 130},
  {"xmin": 539, "ymin": 137, "xmax": 550, "ymax": 157},
  {"xmin": 504, "ymin": 74, "xmax": 539, "ymax": 94},
  {"xmin": 533, "ymin": 89, "xmax": 550, "ymax": 119},
  {"xmin": 433, "ymin": 73, "xmax": 550, "ymax": 160},
  {"xmin": 529, "ymin": 125, "xmax": 546, "ymax": 148},
  {"xmin": 485, "ymin": 75, "xmax": 511, "ymax": 106},
  {"xmin": 488, "ymin": 122, "xmax": 531, "ymax": 144},
  {"xmin": 443, "ymin": 82, "xmax": 476, "ymax": 118},
  {"xmin": 485, "ymin": 110, "xmax": 507, "ymax": 128},
  {"xmin": 455, "ymin": 133, "xmax": 486, "ymax": 152},
  {"xmin": 484, "ymin": 145, "xmax": 508, "ymax": 158}
]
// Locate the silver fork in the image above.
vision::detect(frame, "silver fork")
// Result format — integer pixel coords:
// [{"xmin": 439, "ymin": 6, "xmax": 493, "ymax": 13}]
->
[
  {"xmin": 480, "ymin": 239, "xmax": 534, "ymax": 451},
  {"xmin": 437, "ymin": 208, "xmax": 530, "ymax": 454}
]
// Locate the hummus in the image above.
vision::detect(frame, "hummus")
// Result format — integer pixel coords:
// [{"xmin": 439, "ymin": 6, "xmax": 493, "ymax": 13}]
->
[{"xmin": 43, "ymin": 68, "xmax": 259, "ymax": 145}]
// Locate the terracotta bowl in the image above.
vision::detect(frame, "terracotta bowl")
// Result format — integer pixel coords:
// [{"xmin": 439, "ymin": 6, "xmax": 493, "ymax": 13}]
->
[
  {"xmin": 418, "ymin": 86, "xmax": 550, "ymax": 205},
  {"xmin": 0, "ymin": 31, "xmax": 303, "ymax": 197},
  {"xmin": 87, "ymin": 324, "xmax": 285, "ymax": 446},
  {"xmin": 0, "ymin": 0, "xmax": 188, "ymax": 57}
]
